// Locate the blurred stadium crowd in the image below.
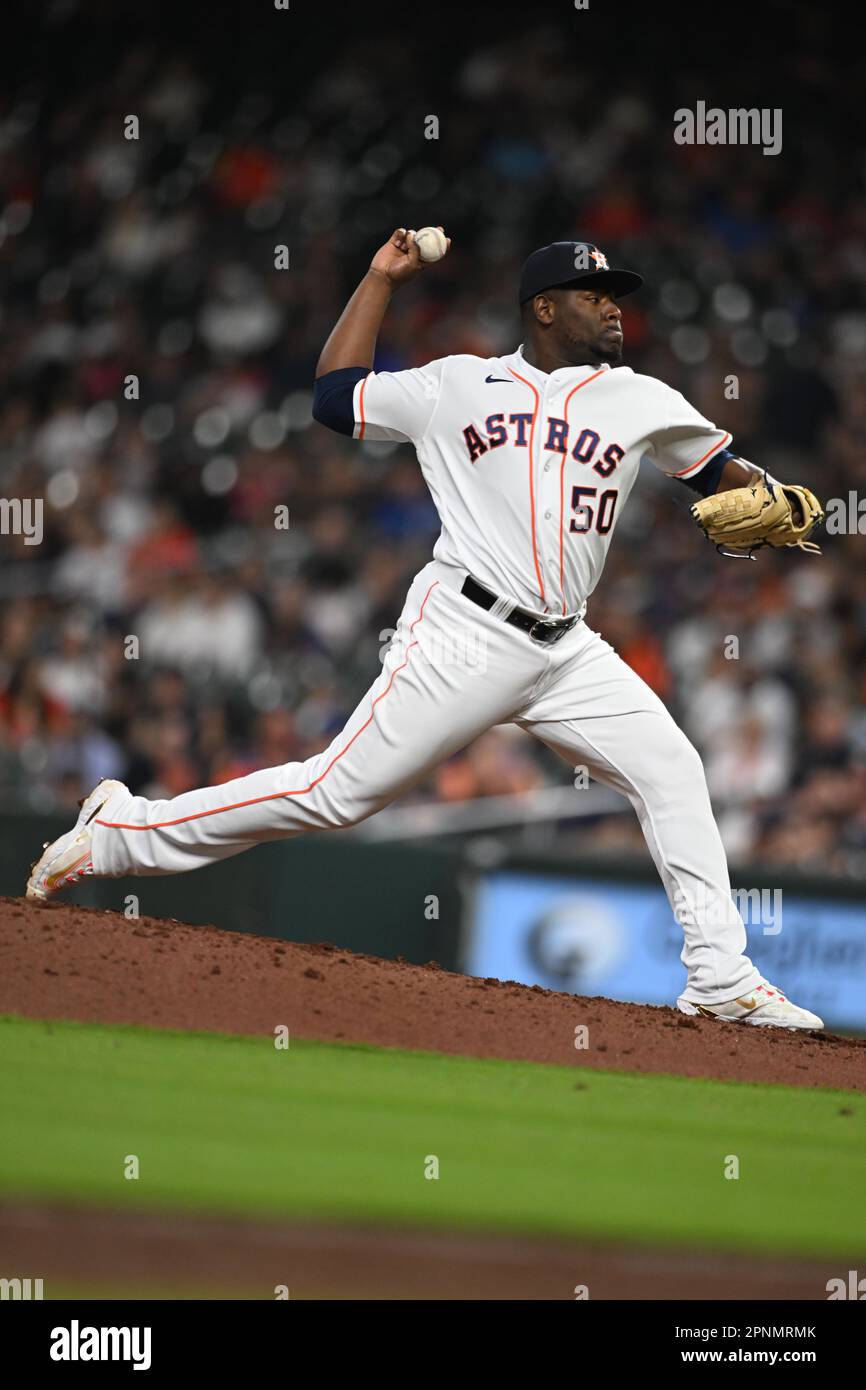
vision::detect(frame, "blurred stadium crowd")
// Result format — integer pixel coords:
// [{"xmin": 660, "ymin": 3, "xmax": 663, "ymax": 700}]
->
[{"xmin": 1, "ymin": 5, "xmax": 864, "ymax": 877}]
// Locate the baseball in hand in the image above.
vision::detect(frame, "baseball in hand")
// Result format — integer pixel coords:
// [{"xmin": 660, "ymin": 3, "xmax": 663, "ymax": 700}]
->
[{"xmin": 412, "ymin": 226, "xmax": 448, "ymax": 263}]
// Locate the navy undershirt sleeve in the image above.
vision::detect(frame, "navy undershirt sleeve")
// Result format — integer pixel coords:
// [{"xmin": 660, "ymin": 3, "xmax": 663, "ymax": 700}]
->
[
  {"xmin": 312, "ymin": 367, "xmax": 371, "ymax": 436},
  {"xmin": 678, "ymin": 447, "xmax": 736, "ymax": 498}
]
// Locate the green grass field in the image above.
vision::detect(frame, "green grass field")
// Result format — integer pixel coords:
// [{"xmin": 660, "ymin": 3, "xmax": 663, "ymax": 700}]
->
[{"xmin": 1, "ymin": 1013, "xmax": 864, "ymax": 1258}]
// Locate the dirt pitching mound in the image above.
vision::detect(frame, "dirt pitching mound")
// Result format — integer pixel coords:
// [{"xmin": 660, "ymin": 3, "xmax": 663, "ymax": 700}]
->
[{"xmin": 1, "ymin": 895, "xmax": 864, "ymax": 1091}]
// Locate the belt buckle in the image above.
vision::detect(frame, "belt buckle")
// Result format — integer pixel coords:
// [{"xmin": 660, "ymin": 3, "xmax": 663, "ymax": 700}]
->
[{"xmin": 529, "ymin": 617, "xmax": 568, "ymax": 645}]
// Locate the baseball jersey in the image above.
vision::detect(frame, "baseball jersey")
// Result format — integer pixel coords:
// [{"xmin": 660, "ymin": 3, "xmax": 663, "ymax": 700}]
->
[{"xmin": 344, "ymin": 347, "xmax": 732, "ymax": 618}]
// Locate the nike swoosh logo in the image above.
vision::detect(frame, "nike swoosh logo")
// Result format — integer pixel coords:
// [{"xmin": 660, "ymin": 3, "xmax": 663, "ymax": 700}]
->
[
  {"xmin": 84, "ymin": 797, "xmax": 109, "ymax": 825},
  {"xmin": 695, "ymin": 998, "xmax": 757, "ymax": 1019},
  {"xmin": 485, "ymin": 375, "xmax": 511, "ymax": 383}
]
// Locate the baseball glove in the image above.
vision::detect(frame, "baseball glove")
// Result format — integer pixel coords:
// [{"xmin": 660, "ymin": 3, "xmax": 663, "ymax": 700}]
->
[{"xmin": 691, "ymin": 475, "xmax": 825, "ymax": 556}]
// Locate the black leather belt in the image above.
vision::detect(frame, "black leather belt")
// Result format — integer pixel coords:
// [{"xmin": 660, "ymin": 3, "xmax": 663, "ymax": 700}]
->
[{"xmin": 460, "ymin": 575, "xmax": 578, "ymax": 645}]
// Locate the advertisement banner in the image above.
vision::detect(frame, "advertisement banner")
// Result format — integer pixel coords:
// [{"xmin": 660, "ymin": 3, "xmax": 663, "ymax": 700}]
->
[{"xmin": 463, "ymin": 870, "xmax": 866, "ymax": 1033}]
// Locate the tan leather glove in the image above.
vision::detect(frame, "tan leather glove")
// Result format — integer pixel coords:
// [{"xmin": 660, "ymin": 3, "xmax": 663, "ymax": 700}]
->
[{"xmin": 691, "ymin": 476, "xmax": 824, "ymax": 556}]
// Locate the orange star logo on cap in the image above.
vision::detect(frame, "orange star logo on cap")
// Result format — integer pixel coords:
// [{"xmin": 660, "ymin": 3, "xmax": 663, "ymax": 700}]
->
[{"xmin": 590, "ymin": 248, "xmax": 610, "ymax": 269}]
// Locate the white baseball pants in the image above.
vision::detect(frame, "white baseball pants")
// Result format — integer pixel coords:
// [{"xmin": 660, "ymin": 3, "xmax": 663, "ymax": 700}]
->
[{"xmin": 91, "ymin": 558, "xmax": 761, "ymax": 1002}]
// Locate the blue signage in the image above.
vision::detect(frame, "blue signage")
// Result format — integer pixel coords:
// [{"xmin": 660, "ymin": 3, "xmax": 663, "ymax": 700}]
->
[{"xmin": 463, "ymin": 871, "xmax": 866, "ymax": 1033}]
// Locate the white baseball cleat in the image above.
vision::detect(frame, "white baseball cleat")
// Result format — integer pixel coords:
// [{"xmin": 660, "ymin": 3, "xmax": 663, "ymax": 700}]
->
[
  {"xmin": 677, "ymin": 980, "xmax": 824, "ymax": 1031},
  {"xmin": 26, "ymin": 779, "xmax": 128, "ymax": 903}
]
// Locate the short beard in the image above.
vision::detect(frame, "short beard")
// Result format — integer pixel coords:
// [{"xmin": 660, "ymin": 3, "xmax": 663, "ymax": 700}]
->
[
  {"xmin": 594, "ymin": 337, "xmax": 623, "ymax": 365},
  {"xmin": 563, "ymin": 331, "xmax": 622, "ymax": 368}
]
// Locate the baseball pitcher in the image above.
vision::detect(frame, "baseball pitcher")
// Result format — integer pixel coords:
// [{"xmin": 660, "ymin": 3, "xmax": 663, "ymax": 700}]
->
[{"xmin": 27, "ymin": 230, "xmax": 825, "ymax": 1029}]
